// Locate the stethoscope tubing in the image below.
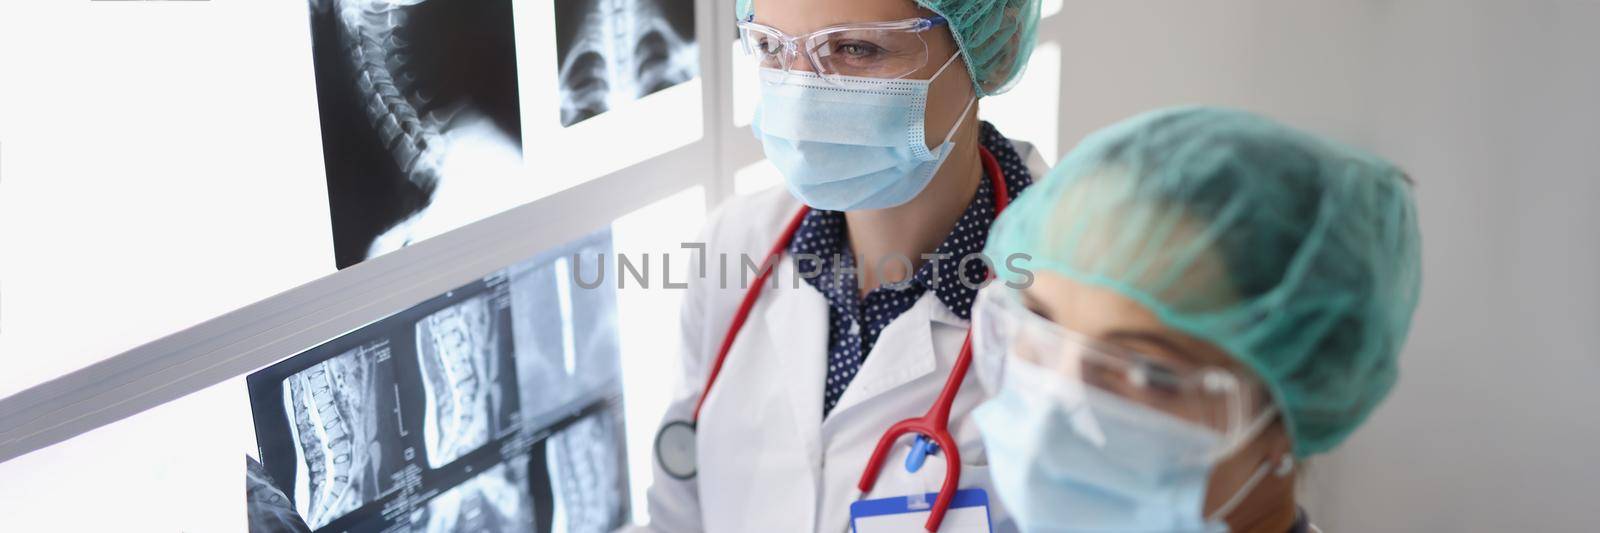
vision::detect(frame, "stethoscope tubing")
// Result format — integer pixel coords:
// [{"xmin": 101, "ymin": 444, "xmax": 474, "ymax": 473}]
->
[{"xmin": 691, "ymin": 147, "xmax": 1009, "ymax": 532}]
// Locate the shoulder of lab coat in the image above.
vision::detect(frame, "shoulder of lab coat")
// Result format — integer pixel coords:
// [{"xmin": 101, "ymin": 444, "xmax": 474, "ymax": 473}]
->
[
  {"xmin": 633, "ymin": 186, "xmax": 801, "ymax": 533},
  {"xmin": 676, "ymin": 186, "xmax": 803, "ymax": 387},
  {"xmin": 1007, "ymin": 138, "xmax": 1052, "ymax": 180}
]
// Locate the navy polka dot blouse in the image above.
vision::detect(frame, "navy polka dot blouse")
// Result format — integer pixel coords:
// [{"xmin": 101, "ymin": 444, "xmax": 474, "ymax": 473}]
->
[{"xmin": 790, "ymin": 121, "xmax": 1034, "ymax": 418}]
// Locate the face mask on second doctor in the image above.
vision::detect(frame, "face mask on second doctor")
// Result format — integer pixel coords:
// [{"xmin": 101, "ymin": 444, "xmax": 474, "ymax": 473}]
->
[
  {"xmin": 970, "ymin": 282, "xmax": 1293, "ymax": 533},
  {"xmin": 740, "ymin": 0, "xmax": 978, "ymax": 211}
]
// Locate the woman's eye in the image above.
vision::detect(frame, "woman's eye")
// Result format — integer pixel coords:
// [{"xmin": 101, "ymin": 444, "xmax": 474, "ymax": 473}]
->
[
  {"xmin": 835, "ymin": 41, "xmax": 884, "ymax": 58},
  {"xmin": 1083, "ymin": 364, "xmax": 1124, "ymax": 390},
  {"xmin": 1138, "ymin": 366, "xmax": 1185, "ymax": 397},
  {"xmin": 1090, "ymin": 364, "xmax": 1183, "ymax": 404},
  {"xmin": 754, "ymin": 38, "xmax": 781, "ymax": 56}
]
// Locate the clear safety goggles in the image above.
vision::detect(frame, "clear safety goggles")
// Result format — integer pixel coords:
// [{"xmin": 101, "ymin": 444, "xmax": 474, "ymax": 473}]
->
[
  {"xmin": 736, "ymin": 14, "xmax": 950, "ymax": 88},
  {"xmin": 973, "ymin": 286, "xmax": 1277, "ymax": 463}
]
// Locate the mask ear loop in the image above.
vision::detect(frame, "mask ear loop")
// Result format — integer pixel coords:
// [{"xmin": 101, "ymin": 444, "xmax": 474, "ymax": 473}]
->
[
  {"xmin": 930, "ymin": 49, "xmax": 963, "ymax": 81},
  {"xmin": 1206, "ymin": 453, "xmax": 1295, "ymax": 523},
  {"xmin": 926, "ymin": 51, "xmax": 975, "ymax": 147},
  {"xmin": 941, "ymin": 95, "xmax": 978, "ymax": 146},
  {"xmin": 1202, "ymin": 402, "xmax": 1278, "ymax": 465},
  {"xmin": 1204, "ymin": 407, "xmax": 1291, "ymax": 523}
]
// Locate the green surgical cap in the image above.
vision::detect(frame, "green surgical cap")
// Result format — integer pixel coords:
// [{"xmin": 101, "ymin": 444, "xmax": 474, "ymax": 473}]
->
[
  {"xmin": 736, "ymin": 0, "xmax": 1041, "ymax": 96},
  {"xmin": 986, "ymin": 107, "xmax": 1422, "ymax": 456}
]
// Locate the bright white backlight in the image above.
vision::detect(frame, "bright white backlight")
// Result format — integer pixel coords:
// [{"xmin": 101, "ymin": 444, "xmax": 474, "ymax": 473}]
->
[
  {"xmin": 735, "ymin": 159, "xmax": 785, "ymax": 196},
  {"xmin": 1042, "ymin": 0, "xmax": 1063, "ymax": 19},
  {"xmin": 732, "ymin": 39, "xmax": 760, "ymax": 128},
  {"xmin": 979, "ymin": 41, "xmax": 1062, "ymax": 163},
  {"xmin": 611, "ymin": 186, "xmax": 707, "ymax": 524}
]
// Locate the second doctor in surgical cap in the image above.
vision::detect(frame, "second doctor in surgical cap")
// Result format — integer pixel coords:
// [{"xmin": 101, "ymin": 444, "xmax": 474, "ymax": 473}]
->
[{"xmin": 971, "ymin": 107, "xmax": 1422, "ymax": 532}]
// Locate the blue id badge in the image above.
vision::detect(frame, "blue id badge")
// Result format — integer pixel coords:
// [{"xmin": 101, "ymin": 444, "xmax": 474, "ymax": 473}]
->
[{"xmin": 850, "ymin": 488, "xmax": 993, "ymax": 533}]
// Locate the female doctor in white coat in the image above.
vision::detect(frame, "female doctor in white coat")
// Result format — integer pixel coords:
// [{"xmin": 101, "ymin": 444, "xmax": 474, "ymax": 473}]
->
[{"xmin": 635, "ymin": 0, "xmax": 1043, "ymax": 531}]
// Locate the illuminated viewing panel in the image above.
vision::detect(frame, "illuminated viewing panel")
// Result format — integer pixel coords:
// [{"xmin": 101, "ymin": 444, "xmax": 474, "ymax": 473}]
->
[
  {"xmin": 0, "ymin": 0, "xmax": 707, "ymax": 408},
  {"xmin": 246, "ymin": 230, "xmax": 629, "ymax": 532},
  {"xmin": 312, "ymin": 0, "xmax": 703, "ymax": 268}
]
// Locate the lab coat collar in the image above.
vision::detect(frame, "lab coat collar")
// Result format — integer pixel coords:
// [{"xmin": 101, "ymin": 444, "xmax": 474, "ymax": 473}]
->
[
  {"xmin": 824, "ymin": 292, "xmax": 943, "ymax": 421},
  {"xmin": 926, "ymin": 294, "xmax": 969, "ymax": 328},
  {"xmin": 753, "ymin": 257, "xmax": 968, "ymax": 448}
]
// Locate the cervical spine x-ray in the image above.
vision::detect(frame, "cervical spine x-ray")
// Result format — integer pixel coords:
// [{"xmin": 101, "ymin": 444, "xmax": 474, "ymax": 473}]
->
[{"xmin": 310, "ymin": 0, "xmax": 524, "ymax": 269}]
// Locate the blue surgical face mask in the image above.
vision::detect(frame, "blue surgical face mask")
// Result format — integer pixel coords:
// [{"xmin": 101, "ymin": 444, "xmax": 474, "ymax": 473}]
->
[
  {"xmin": 751, "ymin": 53, "xmax": 975, "ymax": 211},
  {"xmin": 973, "ymin": 358, "xmax": 1282, "ymax": 533}
]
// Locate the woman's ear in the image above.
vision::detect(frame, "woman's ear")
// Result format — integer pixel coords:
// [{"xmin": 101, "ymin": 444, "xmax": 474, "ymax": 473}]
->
[{"xmin": 1264, "ymin": 418, "xmax": 1295, "ymax": 466}]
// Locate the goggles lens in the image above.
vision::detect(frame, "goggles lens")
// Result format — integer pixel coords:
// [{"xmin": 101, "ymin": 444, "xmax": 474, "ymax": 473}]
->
[
  {"xmin": 973, "ymin": 286, "xmax": 1274, "ymax": 461},
  {"xmin": 810, "ymin": 28, "xmax": 930, "ymax": 79},
  {"xmin": 738, "ymin": 18, "xmax": 935, "ymax": 85}
]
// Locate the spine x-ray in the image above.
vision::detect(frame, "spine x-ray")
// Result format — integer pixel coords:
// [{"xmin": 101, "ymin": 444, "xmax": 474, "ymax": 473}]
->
[
  {"xmin": 415, "ymin": 294, "xmax": 519, "ymax": 468},
  {"xmin": 309, "ymin": 0, "xmax": 525, "ymax": 268},
  {"xmin": 247, "ymin": 230, "xmax": 629, "ymax": 533},
  {"xmin": 282, "ymin": 339, "xmax": 406, "ymax": 529}
]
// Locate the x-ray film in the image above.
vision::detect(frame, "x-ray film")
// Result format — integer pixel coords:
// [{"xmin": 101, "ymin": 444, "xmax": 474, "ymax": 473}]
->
[
  {"xmin": 555, "ymin": 0, "xmax": 698, "ymax": 126},
  {"xmin": 413, "ymin": 457, "xmax": 534, "ymax": 532},
  {"xmin": 282, "ymin": 339, "xmax": 406, "ymax": 529},
  {"xmin": 510, "ymin": 238, "xmax": 622, "ymax": 429},
  {"xmin": 247, "ymin": 229, "xmax": 629, "ymax": 533},
  {"xmin": 546, "ymin": 408, "xmax": 630, "ymax": 532},
  {"xmin": 309, "ymin": 0, "xmax": 525, "ymax": 268},
  {"xmin": 415, "ymin": 293, "xmax": 519, "ymax": 468}
]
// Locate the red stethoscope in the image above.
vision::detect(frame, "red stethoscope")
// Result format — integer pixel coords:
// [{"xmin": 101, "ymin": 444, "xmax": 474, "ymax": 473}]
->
[{"xmin": 654, "ymin": 148, "xmax": 1009, "ymax": 532}]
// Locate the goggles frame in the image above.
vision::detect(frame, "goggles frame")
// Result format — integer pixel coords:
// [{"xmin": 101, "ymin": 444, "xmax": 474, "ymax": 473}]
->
[
  {"xmin": 973, "ymin": 285, "xmax": 1276, "ymax": 462},
  {"xmin": 736, "ymin": 14, "xmax": 949, "ymax": 87}
]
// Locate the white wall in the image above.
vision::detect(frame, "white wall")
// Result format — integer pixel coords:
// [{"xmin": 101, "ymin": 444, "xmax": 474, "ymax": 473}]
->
[{"xmin": 1045, "ymin": 2, "xmax": 1600, "ymax": 531}]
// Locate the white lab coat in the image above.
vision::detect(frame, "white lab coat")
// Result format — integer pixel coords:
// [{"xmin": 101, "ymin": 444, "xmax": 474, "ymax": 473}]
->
[{"xmin": 635, "ymin": 141, "xmax": 1049, "ymax": 533}]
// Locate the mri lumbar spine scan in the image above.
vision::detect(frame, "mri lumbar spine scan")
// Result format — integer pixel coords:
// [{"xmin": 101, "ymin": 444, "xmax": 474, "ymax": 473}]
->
[
  {"xmin": 284, "ymin": 344, "xmax": 385, "ymax": 529},
  {"xmin": 416, "ymin": 295, "xmax": 505, "ymax": 468}
]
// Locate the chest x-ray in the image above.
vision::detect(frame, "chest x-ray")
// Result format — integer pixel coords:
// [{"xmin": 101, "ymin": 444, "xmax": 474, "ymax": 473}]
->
[
  {"xmin": 247, "ymin": 230, "xmax": 629, "ymax": 533},
  {"xmin": 555, "ymin": 0, "xmax": 698, "ymax": 126},
  {"xmin": 308, "ymin": 0, "xmax": 525, "ymax": 269}
]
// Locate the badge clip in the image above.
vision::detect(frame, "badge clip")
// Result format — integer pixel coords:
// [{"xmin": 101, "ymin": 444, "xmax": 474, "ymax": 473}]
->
[{"xmin": 903, "ymin": 435, "xmax": 940, "ymax": 473}]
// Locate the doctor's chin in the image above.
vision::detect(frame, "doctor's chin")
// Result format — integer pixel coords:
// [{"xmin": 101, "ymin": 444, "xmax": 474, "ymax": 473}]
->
[{"xmin": 0, "ymin": 1, "xmax": 1594, "ymax": 533}]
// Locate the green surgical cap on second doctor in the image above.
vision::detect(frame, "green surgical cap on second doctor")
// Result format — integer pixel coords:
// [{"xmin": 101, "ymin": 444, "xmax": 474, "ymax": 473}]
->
[
  {"xmin": 985, "ymin": 107, "xmax": 1422, "ymax": 456},
  {"xmin": 736, "ymin": 0, "xmax": 1041, "ymax": 96}
]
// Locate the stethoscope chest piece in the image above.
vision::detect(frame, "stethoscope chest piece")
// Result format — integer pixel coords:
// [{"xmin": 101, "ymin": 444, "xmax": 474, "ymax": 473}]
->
[{"xmin": 655, "ymin": 419, "xmax": 699, "ymax": 480}]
